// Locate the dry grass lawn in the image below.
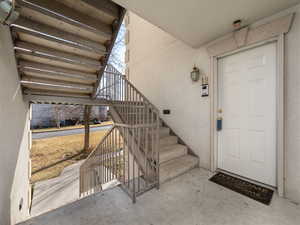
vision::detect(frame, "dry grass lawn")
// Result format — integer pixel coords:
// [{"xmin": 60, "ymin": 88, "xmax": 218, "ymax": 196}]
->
[
  {"xmin": 31, "ymin": 128, "xmax": 112, "ymax": 183},
  {"xmin": 32, "ymin": 121, "xmax": 113, "ymax": 133}
]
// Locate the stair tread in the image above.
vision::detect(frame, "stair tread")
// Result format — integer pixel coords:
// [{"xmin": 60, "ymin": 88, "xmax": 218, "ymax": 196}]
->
[
  {"xmin": 159, "ymin": 135, "xmax": 177, "ymax": 140},
  {"xmin": 160, "ymin": 155, "xmax": 198, "ymax": 183},
  {"xmin": 160, "ymin": 144, "xmax": 188, "ymax": 163},
  {"xmin": 160, "ymin": 143, "xmax": 186, "ymax": 152},
  {"xmin": 159, "ymin": 135, "xmax": 178, "ymax": 147}
]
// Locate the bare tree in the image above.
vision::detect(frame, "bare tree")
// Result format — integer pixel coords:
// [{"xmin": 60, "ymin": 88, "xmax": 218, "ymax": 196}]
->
[
  {"xmin": 52, "ymin": 105, "xmax": 63, "ymax": 128},
  {"xmin": 109, "ymin": 23, "xmax": 126, "ymax": 73}
]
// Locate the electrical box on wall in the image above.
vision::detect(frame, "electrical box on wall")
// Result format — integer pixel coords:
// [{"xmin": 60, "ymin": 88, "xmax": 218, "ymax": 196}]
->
[
  {"xmin": 201, "ymin": 84, "xmax": 209, "ymax": 97},
  {"xmin": 163, "ymin": 109, "xmax": 170, "ymax": 115},
  {"xmin": 201, "ymin": 76, "xmax": 209, "ymax": 97}
]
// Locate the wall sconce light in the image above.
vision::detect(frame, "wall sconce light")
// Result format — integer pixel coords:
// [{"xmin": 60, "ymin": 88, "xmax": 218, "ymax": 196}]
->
[
  {"xmin": 190, "ymin": 66, "xmax": 200, "ymax": 82},
  {"xmin": 0, "ymin": 0, "xmax": 19, "ymax": 25}
]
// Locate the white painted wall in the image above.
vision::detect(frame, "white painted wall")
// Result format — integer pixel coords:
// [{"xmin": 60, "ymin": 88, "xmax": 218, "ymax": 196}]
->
[
  {"xmin": 285, "ymin": 5, "xmax": 300, "ymax": 203},
  {"xmin": 0, "ymin": 25, "xmax": 30, "ymax": 225},
  {"xmin": 127, "ymin": 5, "xmax": 300, "ymax": 203},
  {"xmin": 126, "ymin": 13, "xmax": 211, "ymax": 169}
]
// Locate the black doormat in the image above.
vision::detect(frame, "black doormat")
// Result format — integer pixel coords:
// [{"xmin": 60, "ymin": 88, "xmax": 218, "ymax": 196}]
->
[{"xmin": 209, "ymin": 172, "xmax": 274, "ymax": 205}]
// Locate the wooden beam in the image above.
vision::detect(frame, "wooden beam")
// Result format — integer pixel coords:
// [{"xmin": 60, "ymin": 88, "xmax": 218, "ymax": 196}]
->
[
  {"xmin": 21, "ymin": 76, "xmax": 94, "ymax": 94},
  {"xmin": 19, "ymin": 60, "xmax": 97, "ymax": 84},
  {"xmin": 23, "ymin": 93, "xmax": 110, "ymax": 105},
  {"xmin": 84, "ymin": 105, "xmax": 91, "ymax": 152},
  {"xmin": 11, "ymin": 17, "xmax": 107, "ymax": 55},
  {"xmin": 81, "ymin": 0, "xmax": 120, "ymax": 19},
  {"xmin": 16, "ymin": 0, "xmax": 112, "ymax": 40},
  {"xmin": 15, "ymin": 41, "xmax": 102, "ymax": 71},
  {"xmin": 92, "ymin": 8, "xmax": 126, "ymax": 98}
]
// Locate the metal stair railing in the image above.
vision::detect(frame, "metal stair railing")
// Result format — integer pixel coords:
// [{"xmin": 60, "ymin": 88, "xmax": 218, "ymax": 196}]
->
[
  {"xmin": 98, "ymin": 64, "xmax": 160, "ymax": 176},
  {"xmin": 80, "ymin": 64, "xmax": 160, "ymax": 202},
  {"xmin": 79, "ymin": 123, "xmax": 159, "ymax": 202}
]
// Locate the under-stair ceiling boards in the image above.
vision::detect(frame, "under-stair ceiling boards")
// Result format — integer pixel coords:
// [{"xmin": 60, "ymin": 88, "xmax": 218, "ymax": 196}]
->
[{"xmin": 11, "ymin": 0, "xmax": 125, "ymax": 100}]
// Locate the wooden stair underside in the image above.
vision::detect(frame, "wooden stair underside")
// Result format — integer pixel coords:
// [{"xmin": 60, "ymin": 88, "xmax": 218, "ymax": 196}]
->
[{"xmin": 12, "ymin": 0, "xmax": 125, "ymax": 99}]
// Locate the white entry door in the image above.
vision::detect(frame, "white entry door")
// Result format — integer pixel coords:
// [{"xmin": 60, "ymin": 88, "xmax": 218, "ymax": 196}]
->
[{"xmin": 217, "ymin": 43, "xmax": 277, "ymax": 186}]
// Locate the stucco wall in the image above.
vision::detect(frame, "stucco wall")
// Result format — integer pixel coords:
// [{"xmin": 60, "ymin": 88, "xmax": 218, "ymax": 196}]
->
[
  {"xmin": 126, "ymin": 13, "xmax": 211, "ymax": 169},
  {"xmin": 10, "ymin": 115, "xmax": 31, "ymax": 225},
  {"xmin": 127, "ymin": 5, "xmax": 300, "ymax": 203},
  {"xmin": 285, "ymin": 5, "xmax": 300, "ymax": 203},
  {"xmin": 0, "ymin": 25, "xmax": 30, "ymax": 225}
]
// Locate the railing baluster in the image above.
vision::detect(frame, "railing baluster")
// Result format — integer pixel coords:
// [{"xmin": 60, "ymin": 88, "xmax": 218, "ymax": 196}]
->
[
  {"xmin": 137, "ymin": 126, "xmax": 141, "ymax": 193},
  {"xmin": 132, "ymin": 127, "xmax": 136, "ymax": 203},
  {"xmin": 114, "ymin": 129, "xmax": 117, "ymax": 179},
  {"xmin": 105, "ymin": 138, "xmax": 107, "ymax": 183},
  {"xmin": 122, "ymin": 127, "xmax": 126, "ymax": 185},
  {"xmin": 118, "ymin": 129, "xmax": 121, "ymax": 179},
  {"xmin": 127, "ymin": 127, "xmax": 130, "ymax": 189},
  {"xmin": 110, "ymin": 132, "xmax": 113, "ymax": 181}
]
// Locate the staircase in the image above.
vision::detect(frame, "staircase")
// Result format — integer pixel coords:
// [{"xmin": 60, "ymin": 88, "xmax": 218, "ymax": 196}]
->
[
  {"xmin": 107, "ymin": 72, "xmax": 199, "ymax": 184},
  {"xmin": 9, "ymin": 0, "xmax": 199, "ymax": 204},
  {"xmin": 159, "ymin": 124, "xmax": 199, "ymax": 184},
  {"xmin": 79, "ymin": 65, "xmax": 199, "ymax": 202}
]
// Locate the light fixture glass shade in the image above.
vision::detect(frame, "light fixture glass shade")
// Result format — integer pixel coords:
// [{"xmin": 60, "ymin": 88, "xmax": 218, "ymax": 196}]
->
[
  {"xmin": 0, "ymin": 0, "xmax": 19, "ymax": 25},
  {"xmin": 190, "ymin": 67, "xmax": 200, "ymax": 82}
]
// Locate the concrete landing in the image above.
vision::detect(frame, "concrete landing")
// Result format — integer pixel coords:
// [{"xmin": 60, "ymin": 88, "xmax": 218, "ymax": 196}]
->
[{"xmin": 21, "ymin": 168, "xmax": 300, "ymax": 225}]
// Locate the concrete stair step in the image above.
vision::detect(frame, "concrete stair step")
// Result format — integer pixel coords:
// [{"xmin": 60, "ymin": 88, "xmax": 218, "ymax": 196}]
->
[
  {"xmin": 160, "ymin": 144, "xmax": 188, "ymax": 164},
  {"xmin": 159, "ymin": 127, "xmax": 170, "ymax": 137},
  {"xmin": 159, "ymin": 135, "xmax": 178, "ymax": 147},
  {"xmin": 147, "ymin": 127, "xmax": 169, "ymax": 137},
  {"xmin": 159, "ymin": 155, "xmax": 198, "ymax": 183}
]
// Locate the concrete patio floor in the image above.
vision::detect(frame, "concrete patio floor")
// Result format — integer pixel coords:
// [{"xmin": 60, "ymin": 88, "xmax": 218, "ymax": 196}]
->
[
  {"xmin": 30, "ymin": 160, "xmax": 119, "ymax": 218},
  {"xmin": 22, "ymin": 168, "xmax": 300, "ymax": 225}
]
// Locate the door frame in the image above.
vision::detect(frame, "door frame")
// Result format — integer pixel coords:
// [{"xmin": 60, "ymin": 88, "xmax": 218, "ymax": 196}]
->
[{"xmin": 210, "ymin": 35, "xmax": 285, "ymax": 197}]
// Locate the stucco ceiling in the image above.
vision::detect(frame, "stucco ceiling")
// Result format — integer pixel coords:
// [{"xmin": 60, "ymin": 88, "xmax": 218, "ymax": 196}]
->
[{"xmin": 113, "ymin": 0, "xmax": 300, "ymax": 48}]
